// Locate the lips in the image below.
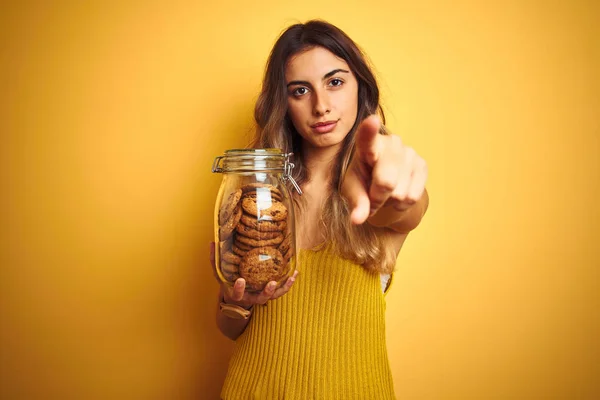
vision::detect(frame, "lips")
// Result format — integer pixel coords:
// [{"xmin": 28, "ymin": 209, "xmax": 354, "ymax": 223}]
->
[{"xmin": 311, "ymin": 120, "xmax": 338, "ymax": 133}]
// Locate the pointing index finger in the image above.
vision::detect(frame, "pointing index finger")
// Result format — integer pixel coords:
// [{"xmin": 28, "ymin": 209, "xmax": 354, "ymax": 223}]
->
[{"xmin": 355, "ymin": 115, "xmax": 382, "ymax": 166}]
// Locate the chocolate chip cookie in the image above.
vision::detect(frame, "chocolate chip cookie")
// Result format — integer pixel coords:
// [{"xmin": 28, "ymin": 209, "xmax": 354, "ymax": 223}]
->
[
  {"xmin": 236, "ymin": 232, "xmax": 284, "ymax": 247},
  {"xmin": 219, "ymin": 189, "xmax": 242, "ymax": 224},
  {"xmin": 235, "ymin": 223, "xmax": 283, "ymax": 240},
  {"xmin": 241, "ymin": 197, "xmax": 288, "ymax": 221},
  {"xmin": 219, "ymin": 203, "xmax": 242, "ymax": 240},
  {"xmin": 239, "ymin": 247, "xmax": 285, "ymax": 291},
  {"xmin": 239, "ymin": 213, "xmax": 287, "ymax": 232}
]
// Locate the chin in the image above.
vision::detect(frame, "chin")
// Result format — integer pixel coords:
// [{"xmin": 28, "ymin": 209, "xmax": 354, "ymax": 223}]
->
[
  {"xmin": 310, "ymin": 137, "xmax": 345, "ymax": 149},
  {"xmin": 303, "ymin": 130, "xmax": 349, "ymax": 149}
]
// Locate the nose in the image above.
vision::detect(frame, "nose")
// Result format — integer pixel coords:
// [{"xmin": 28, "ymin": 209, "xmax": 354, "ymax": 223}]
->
[{"xmin": 312, "ymin": 88, "xmax": 331, "ymax": 116}]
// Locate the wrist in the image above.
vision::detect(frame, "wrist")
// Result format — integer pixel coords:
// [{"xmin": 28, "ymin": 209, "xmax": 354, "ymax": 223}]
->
[
  {"xmin": 219, "ymin": 296, "xmax": 253, "ymax": 320},
  {"xmin": 222, "ymin": 294, "xmax": 253, "ymax": 311}
]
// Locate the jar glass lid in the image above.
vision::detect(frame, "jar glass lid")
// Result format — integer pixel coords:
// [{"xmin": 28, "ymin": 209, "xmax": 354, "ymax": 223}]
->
[{"xmin": 212, "ymin": 148, "xmax": 302, "ymax": 195}]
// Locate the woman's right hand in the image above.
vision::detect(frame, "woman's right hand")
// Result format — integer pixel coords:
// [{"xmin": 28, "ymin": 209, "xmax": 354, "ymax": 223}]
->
[{"xmin": 210, "ymin": 242, "xmax": 299, "ymax": 309}]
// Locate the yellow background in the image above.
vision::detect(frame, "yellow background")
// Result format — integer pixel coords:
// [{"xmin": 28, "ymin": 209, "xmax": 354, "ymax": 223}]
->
[{"xmin": 1, "ymin": 1, "xmax": 598, "ymax": 399}]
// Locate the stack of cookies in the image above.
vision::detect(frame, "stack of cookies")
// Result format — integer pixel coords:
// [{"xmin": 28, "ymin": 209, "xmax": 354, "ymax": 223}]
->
[{"xmin": 218, "ymin": 183, "xmax": 293, "ymax": 291}]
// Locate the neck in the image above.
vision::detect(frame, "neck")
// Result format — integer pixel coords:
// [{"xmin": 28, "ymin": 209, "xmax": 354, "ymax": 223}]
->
[{"xmin": 301, "ymin": 142, "xmax": 341, "ymax": 188}]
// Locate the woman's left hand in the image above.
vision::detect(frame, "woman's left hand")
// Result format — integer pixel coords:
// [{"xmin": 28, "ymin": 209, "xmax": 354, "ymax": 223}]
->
[{"xmin": 341, "ymin": 115, "xmax": 428, "ymax": 225}]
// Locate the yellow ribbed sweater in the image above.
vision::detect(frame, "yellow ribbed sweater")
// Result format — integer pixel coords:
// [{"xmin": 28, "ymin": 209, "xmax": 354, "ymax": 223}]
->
[{"xmin": 221, "ymin": 245, "xmax": 396, "ymax": 399}]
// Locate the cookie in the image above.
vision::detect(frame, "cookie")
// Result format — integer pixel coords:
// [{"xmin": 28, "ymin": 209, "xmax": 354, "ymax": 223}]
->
[
  {"xmin": 241, "ymin": 183, "xmax": 283, "ymax": 198},
  {"xmin": 237, "ymin": 232, "xmax": 284, "ymax": 248},
  {"xmin": 222, "ymin": 251, "xmax": 242, "ymax": 265},
  {"xmin": 241, "ymin": 197, "xmax": 288, "ymax": 221},
  {"xmin": 239, "ymin": 247, "xmax": 286, "ymax": 290},
  {"xmin": 278, "ymin": 233, "xmax": 292, "ymax": 255},
  {"xmin": 222, "ymin": 269, "xmax": 240, "ymax": 282},
  {"xmin": 219, "ymin": 189, "xmax": 242, "ymax": 224},
  {"xmin": 235, "ymin": 223, "xmax": 284, "ymax": 240},
  {"xmin": 240, "ymin": 213, "xmax": 287, "ymax": 232},
  {"xmin": 233, "ymin": 238, "xmax": 253, "ymax": 251},
  {"xmin": 221, "ymin": 261, "xmax": 239, "ymax": 275},
  {"xmin": 232, "ymin": 243, "xmax": 248, "ymax": 257},
  {"xmin": 242, "ymin": 188, "xmax": 283, "ymax": 202},
  {"xmin": 219, "ymin": 204, "xmax": 242, "ymax": 240},
  {"xmin": 282, "ymin": 246, "xmax": 293, "ymax": 265},
  {"xmin": 243, "ymin": 192, "xmax": 283, "ymax": 203}
]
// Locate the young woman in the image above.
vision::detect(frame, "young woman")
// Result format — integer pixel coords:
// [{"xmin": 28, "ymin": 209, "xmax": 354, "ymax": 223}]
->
[{"xmin": 212, "ymin": 19, "xmax": 429, "ymax": 399}]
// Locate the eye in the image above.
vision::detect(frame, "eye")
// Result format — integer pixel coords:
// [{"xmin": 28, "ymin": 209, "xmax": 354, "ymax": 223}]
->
[
  {"xmin": 292, "ymin": 87, "xmax": 309, "ymax": 97},
  {"xmin": 329, "ymin": 78, "xmax": 344, "ymax": 87}
]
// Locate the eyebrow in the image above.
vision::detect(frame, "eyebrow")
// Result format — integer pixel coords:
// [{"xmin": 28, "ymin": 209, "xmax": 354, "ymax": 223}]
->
[{"xmin": 286, "ymin": 69, "xmax": 350, "ymax": 87}]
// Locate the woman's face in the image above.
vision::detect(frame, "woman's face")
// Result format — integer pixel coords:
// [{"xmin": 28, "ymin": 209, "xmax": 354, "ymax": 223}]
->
[{"xmin": 285, "ymin": 46, "xmax": 359, "ymax": 150}]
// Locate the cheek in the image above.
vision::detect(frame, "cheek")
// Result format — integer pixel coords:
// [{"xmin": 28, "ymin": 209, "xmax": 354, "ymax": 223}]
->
[
  {"xmin": 287, "ymin": 102, "xmax": 307, "ymax": 127},
  {"xmin": 340, "ymin": 94, "xmax": 358, "ymax": 126},
  {"xmin": 334, "ymin": 85, "xmax": 358, "ymax": 117},
  {"xmin": 349, "ymin": 87, "xmax": 359, "ymax": 114},
  {"xmin": 346, "ymin": 95, "xmax": 358, "ymax": 114}
]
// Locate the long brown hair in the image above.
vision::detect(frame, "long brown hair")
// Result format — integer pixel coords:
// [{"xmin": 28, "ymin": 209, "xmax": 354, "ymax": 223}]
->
[{"xmin": 252, "ymin": 20, "xmax": 396, "ymax": 274}]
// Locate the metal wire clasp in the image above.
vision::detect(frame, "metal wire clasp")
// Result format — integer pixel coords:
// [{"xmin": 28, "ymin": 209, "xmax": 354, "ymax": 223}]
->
[
  {"xmin": 211, "ymin": 156, "xmax": 224, "ymax": 173},
  {"xmin": 283, "ymin": 153, "xmax": 302, "ymax": 195}
]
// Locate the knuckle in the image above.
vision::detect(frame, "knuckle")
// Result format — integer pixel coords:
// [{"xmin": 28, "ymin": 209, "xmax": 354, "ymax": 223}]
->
[
  {"xmin": 375, "ymin": 176, "xmax": 397, "ymax": 192},
  {"xmin": 390, "ymin": 134, "xmax": 402, "ymax": 146},
  {"xmin": 406, "ymin": 193, "xmax": 419, "ymax": 203},
  {"xmin": 392, "ymin": 187, "xmax": 408, "ymax": 200},
  {"xmin": 403, "ymin": 147, "xmax": 416, "ymax": 162}
]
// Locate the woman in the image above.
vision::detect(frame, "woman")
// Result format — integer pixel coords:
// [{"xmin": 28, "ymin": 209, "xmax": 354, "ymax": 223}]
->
[{"xmin": 212, "ymin": 20, "xmax": 429, "ymax": 399}]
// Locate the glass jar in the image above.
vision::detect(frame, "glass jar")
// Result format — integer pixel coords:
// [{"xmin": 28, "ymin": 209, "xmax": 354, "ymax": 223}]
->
[{"xmin": 211, "ymin": 149, "xmax": 302, "ymax": 293}]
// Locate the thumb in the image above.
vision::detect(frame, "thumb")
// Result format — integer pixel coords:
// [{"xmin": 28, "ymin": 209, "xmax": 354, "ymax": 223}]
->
[
  {"xmin": 343, "ymin": 168, "xmax": 371, "ymax": 225},
  {"xmin": 355, "ymin": 115, "xmax": 382, "ymax": 166},
  {"xmin": 350, "ymin": 190, "xmax": 370, "ymax": 225}
]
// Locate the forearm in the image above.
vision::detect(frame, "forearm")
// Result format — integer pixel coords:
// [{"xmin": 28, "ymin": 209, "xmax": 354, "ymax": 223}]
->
[
  {"xmin": 216, "ymin": 287, "xmax": 251, "ymax": 341},
  {"xmin": 368, "ymin": 188, "xmax": 429, "ymax": 233}
]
